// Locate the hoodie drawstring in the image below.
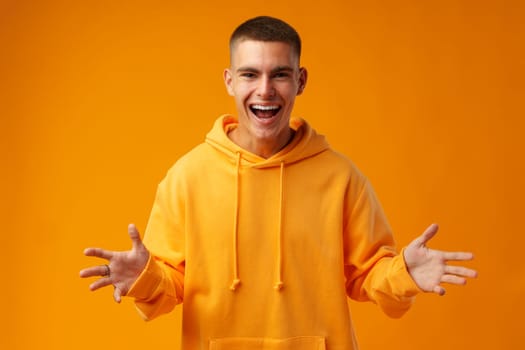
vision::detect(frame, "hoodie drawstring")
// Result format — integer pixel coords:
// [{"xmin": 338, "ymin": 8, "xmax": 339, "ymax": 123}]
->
[
  {"xmin": 274, "ymin": 161, "xmax": 285, "ymax": 291},
  {"xmin": 230, "ymin": 154, "xmax": 285, "ymax": 292},
  {"xmin": 230, "ymin": 152, "xmax": 242, "ymax": 291}
]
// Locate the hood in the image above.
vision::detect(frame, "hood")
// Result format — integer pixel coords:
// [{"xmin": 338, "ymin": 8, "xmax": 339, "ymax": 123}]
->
[{"xmin": 205, "ymin": 115, "xmax": 330, "ymax": 167}]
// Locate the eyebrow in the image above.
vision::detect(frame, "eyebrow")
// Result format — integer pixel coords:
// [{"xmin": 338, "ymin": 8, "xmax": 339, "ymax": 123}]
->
[{"xmin": 236, "ymin": 66, "xmax": 295, "ymax": 74}]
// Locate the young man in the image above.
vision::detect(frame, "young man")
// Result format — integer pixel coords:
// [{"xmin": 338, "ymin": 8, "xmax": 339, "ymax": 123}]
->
[{"xmin": 80, "ymin": 16, "xmax": 477, "ymax": 350}]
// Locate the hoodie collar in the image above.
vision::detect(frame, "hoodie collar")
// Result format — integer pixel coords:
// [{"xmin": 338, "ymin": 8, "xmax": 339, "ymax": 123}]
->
[{"xmin": 205, "ymin": 115, "xmax": 330, "ymax": 168}]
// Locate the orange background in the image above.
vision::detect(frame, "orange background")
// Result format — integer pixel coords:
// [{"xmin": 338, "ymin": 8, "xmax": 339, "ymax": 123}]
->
[{"xmin": 2, "ymin": 0, "xmax": 523, "ymax": 349}]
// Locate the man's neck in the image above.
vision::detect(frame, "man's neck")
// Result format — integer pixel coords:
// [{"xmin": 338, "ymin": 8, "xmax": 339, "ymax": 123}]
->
[{"xmin": 228, "ymin": 127, "xmax": 295, "ymax": 159}]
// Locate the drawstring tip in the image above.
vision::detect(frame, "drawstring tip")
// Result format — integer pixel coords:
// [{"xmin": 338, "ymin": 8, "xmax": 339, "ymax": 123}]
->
[
  {"xmin": 274, "ymin": 282, "xmax": 284, "ymax": 291},
  {"xmin": 230, "ymin": 279, "xmax": 241, "ymax": 291}
]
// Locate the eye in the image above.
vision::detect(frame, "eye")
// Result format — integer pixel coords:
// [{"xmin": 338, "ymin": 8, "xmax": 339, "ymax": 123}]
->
[
  {"xmin": 274, "ymin": 72, "xmax": 290, "ymax": 78},
  {"xmin": 240, "ymin": 72, "xmax": 256, "ymax": 79},
  {"xmin": 273, "ymin": 71, "xmax": 293, "ymax": 80}
]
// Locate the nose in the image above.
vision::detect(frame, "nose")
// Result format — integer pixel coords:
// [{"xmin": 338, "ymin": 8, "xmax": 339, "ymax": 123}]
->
[{"xmin": 256, "ymin": 77, "xmax": 275, "ymax": 99}]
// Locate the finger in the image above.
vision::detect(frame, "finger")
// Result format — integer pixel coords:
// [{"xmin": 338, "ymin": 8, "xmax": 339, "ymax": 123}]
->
[
  {"xmin": 441, "ymin": 274, "xmax": 467, "ymax": 285},
  {"xmin": 444, "ymin": 265, "xmax": 478, "ymax": 278},
  {"xmin": 113, "ymin": 286, "xmax": 122, "ymax": 303},
  {"xmin": 442, "ymin": 251, "xmax": 475, "ymax": 262},
  {"xmin": 433, "ymin": 285, "xmax": 446, "ymax": 296},
  {"xmin": 89, "ymin": 277, "xmax": 113, "ymax": 291},
  {"xmin": 83, "ymin": 247, "xmax": 113, "ymax": 260},
  {"xmin": 412, "ymin": 223, "xmax": 439, "ymax": 247},
  {"xmin": 79, "ymin": 265, "xmax": 110, "ymax": 278},
  {"xmin": 128, "ymin": 223, "xmax": 144, "ymax": 250}
]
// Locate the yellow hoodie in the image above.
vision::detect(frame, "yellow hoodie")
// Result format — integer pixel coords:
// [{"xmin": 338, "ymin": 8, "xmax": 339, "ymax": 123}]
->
[{"xmin": 128, "ymin": 115, "xmax": 421, "ymax": 350}]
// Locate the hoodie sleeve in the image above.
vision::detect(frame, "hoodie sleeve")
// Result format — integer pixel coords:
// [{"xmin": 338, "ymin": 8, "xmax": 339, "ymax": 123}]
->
[
  {"xmin": 343, "ymin": 176, "xmax": 422, "ymax": 318},
  {"xmin": 127, "ymin": 167, "xmax": 186, "ymax": 320}
]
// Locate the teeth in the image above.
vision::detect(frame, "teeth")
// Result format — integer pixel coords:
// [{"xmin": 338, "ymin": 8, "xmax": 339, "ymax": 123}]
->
[{"xmin": 252, "ymin": 105, "xmax": 279, "ymax": 111}]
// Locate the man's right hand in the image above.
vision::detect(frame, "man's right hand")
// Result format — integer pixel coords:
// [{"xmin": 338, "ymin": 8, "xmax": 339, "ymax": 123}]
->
[{"xmin": 79, "ymin": 224, "xmax": 150, "ymax": 303}]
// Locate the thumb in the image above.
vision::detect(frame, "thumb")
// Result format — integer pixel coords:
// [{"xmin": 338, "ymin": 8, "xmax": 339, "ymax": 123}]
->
[
  {"xmin": 413, "ymin": 223, "xmax": 439, "ymax": 247},
  {"xmin": 128, "ymin": 223, "xmax": 144, "ymax": 251}
]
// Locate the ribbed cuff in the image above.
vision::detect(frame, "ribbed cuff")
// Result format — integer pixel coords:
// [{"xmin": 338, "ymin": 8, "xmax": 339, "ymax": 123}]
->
[
  {"xmin": 390, "ymin": 248, "xmax": 424, "ymax": 297},
  {"xmin": 127, "ymin": 254, "xmax": 164, "ymax": 301}
]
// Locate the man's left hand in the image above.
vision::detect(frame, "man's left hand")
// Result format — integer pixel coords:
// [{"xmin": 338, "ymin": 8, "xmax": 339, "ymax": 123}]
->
[{"xmin": 403, "ymin": 223, "xmax": 478, "ymax": 295}]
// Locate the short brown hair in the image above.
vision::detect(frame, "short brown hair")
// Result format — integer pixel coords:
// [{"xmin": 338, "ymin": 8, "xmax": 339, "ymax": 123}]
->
[{"xmin": 229, "ymin": 16, "xmax": 302, "ymax": 61}]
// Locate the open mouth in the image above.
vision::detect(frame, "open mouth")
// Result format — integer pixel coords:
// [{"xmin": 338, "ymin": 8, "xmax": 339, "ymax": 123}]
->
[{"xmin": 249, "ymin": 104, "xmax": 281, "ymax": 119}]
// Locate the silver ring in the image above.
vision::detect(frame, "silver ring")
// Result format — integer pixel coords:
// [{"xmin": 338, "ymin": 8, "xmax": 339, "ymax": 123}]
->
[{"xmin": 103, "ymin": 264, "xmax": 110, "ymax": 277}]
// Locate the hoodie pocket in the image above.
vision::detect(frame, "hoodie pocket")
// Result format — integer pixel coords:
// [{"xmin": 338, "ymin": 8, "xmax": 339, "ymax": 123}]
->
[{"xmin": 209, "ymin": 336, "xmax": 326, "ymax": 350}]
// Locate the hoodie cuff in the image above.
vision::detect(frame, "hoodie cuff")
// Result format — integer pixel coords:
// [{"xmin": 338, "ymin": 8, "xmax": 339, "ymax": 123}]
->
[
  {"xmin": 390, "ymin": 248, "xmax": 424, "ymax": 297},
  {"xmin": 127, "ymin": 254, "xmax": 164, "ymax": 301}
]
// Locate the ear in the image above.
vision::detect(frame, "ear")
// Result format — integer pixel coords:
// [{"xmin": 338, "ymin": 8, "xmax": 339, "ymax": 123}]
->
[
  {"xmin": 297, "ymin": 67, "xmax": 308, "ymax": 95},
  {"xmin": 223, "ymin": 68, "xmax": 234, "ymax": 96}
]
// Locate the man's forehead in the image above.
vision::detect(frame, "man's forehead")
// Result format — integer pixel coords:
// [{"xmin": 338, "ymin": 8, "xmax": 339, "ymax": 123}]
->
[
  {"xmin": 230, "ymin": 39, "xmax": 299, "ymax": 66},
  {"xmin": 235, "ymin": 65, "xmax": 295, "ymax": 73}
]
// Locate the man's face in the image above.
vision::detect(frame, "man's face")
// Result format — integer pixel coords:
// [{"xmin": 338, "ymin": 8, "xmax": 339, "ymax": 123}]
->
[{"xmin": 224, "ymin": 40, "xmax": 307, "ymax": 145}]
